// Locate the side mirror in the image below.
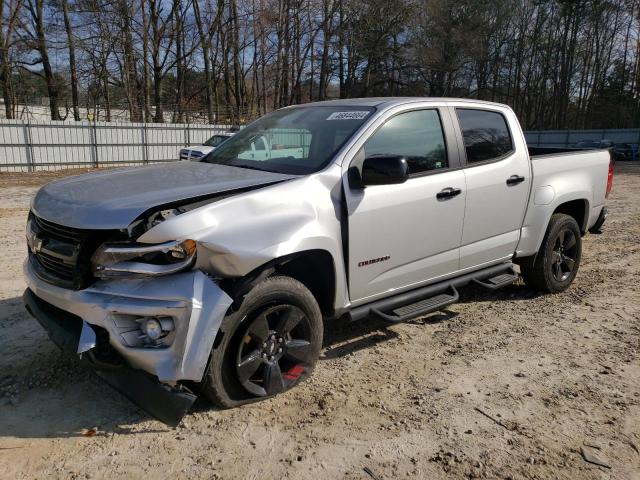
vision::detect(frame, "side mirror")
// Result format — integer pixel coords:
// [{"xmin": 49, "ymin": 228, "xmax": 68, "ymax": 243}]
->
[{"xmin": 360, "ymin": 155, "xmax": 409, "ymax": 187}]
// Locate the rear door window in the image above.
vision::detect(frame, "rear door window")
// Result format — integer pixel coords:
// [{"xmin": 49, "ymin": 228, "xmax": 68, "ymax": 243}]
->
[{"xmin": 456, "ymin": 109, "xmax": 514, "ymax": 163}]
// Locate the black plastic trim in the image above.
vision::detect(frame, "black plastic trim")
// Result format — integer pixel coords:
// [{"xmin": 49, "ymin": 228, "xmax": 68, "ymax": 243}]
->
[
  {"xmin": 349, "ymin": 262, "xmax": 515, "ymax": 322},
  {"xmin": 471, "ymin": 268, "xmax": 518, "ymax": 290},
  {"xmin": 506, "ymin": 175, "xmax": 526, "ymax": 186},
  {"xmin": 370, "ymin": 285, "xmax": 459, "ymax": 323},
  {"xmin": 588, "ymin": 206, "xmax": 607, "ymax": 233}
]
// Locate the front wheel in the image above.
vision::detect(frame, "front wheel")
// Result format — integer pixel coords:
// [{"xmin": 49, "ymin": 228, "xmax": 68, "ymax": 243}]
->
[
  {"xmin": 201, "ymin": 276, "xmax": 323, "ymax": 408},
  {"xmin": 520, "ymin": 213, "xmax": 582, "ymax": 293}
]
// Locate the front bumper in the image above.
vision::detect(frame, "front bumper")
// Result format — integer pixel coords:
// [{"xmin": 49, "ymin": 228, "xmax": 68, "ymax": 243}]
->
[
  {"xmin": 24, "ymin": 260, "xmax": 232, "ymax": 382},
  {"xmin": 23, "ymin": 261, "xmax": 233, "ymax": 424},
  {"xmin": 23, "ymin": 289, "xmax": 196, "ymax": 426}
]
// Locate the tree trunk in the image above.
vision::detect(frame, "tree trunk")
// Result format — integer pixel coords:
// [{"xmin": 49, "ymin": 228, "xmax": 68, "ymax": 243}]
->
[
  {"xmin": 193, "ymin": 0, "xmax": 215, "ymax": 123},
  {"xmin": 173, "ymin": 0, "xmax": 185, "ymax": 123},
  {"xmin": 149, "ymin": 0, "xmax": 164, "ymax": 123},
  {"xmin": 230, "ymin": 0, "xmax": 243, "ymax": 123},
  {"xmin": 118, "ymin": 0, "xmax": 142, "ymax": 122},
  {"xmin": 141, "ymin": 0, "xmax": 151, "ymax": 121},
  {"xmin": 28, "ymin": 0, "xmax": 61, "ymax": 120},
  {"xmin": 61, "ymin": 0, "xmax": 80, "ymax": 120}
]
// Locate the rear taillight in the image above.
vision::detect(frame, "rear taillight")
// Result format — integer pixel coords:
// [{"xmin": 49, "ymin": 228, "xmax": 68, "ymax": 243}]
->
[{"xmin": 605, "ymin": 156, "xmax": 614, "ymax": 198}]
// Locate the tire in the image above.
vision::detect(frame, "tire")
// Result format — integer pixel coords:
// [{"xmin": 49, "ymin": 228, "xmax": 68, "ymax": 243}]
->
[
  {"xmin": 201, "ymin": 275, "xmax": 323, "ymax": 408},
  {"xmin": 520, "ymin": 213, "xmax": 582, "ymax": 293}
]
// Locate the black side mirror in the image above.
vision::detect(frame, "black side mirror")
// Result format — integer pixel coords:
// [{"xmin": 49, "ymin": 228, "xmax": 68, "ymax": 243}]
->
[{"xmin": 360, "ymin": 155, "xmax": 409, "ymax": 187}]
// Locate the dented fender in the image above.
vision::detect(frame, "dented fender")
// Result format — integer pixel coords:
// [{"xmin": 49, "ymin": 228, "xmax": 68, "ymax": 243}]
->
[{"xmin": 138, "ymin": 166, "xmax": 350, "ymax": 309}]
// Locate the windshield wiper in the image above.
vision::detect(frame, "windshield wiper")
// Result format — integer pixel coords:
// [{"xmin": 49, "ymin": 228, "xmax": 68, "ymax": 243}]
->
[{"xmin": 231, "ymin": 164, "xmax": 281, "ymax": 174}]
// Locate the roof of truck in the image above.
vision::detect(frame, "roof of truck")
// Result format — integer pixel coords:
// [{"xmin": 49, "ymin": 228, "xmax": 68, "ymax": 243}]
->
[{"xmin": 289, "ymin": 97, "xmax": 509, "ymax": 109}]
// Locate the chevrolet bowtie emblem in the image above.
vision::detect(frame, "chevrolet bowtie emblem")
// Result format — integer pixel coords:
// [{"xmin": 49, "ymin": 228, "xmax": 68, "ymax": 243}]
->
[{"xmin": 30, "ymin": 237, "xmax": 43, "ymax": 254}]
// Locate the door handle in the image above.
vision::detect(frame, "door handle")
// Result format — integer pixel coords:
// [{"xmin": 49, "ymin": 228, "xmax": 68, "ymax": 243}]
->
[
  {"xmin": 506, "ymin": 175, "xmax": 525, "ymax": 186},
  {"xmin": 436, "ymin": 187, "xmax": 462, "ymax": 200}
]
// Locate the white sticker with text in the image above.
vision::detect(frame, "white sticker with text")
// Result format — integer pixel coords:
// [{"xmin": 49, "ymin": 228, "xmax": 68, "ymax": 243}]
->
[{"xmin": 326, "ymin": 111, "xmax": 370, "ymax": 120}]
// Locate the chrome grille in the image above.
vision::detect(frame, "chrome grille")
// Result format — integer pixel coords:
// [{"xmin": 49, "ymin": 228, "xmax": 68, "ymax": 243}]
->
[{"xmin": 179, "ymin": 149, "xmax": 204, "ymax": 161}]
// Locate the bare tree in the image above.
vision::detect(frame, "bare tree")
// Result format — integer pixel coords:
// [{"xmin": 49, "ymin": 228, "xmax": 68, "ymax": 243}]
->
[
  {"xmin": 60, "ymin": 0, "xmax": 80, "ymax": 120},
  {"xmin": 2, "ymin": 0, "xmax": 637, "ymax": 127},
  {"xmin": 0, "ymin": 0, "xmax": 22, "ymax": 119},
  {"xmin": 21, "ymin": 0, "xmax": 62, "ymax": 119}
]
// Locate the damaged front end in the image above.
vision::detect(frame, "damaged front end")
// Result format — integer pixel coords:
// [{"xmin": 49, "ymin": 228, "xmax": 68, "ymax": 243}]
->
[
  {"xmin": 21, "ymin": 162, "xmax": 303, "ymax": 426},
  {"xmin": 23, "ymin": 264, "xmax": 232, "ymax": 426}
]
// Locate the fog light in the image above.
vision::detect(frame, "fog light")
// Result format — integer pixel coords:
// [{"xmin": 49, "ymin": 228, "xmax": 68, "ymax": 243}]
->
[{"xmin": 143, "ymin": 318, "xmax": 163, "ymax": 341}]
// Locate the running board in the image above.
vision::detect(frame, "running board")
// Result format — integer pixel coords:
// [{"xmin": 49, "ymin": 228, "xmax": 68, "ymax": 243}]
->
[
  {"xmin": 349, "ymin": 263, "xmax": 517, "ymax": 324},
  {"xmin": 471, "ymin": 269, "xmax": 518, "ymax": 290},
  {"xmin": 371, "ymin": 286, "xmax": 459, "ymax": 323}
]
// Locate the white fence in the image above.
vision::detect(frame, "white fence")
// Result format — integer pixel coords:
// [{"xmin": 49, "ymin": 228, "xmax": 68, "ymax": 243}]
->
[
  {"xmin": 525, "ymin": 128, "xmax": 640, "ymax": 148},
  {"xmin": 2, "ymin": 121, "xmax": 639, "ymax": 172},
  {"xmin": 0, "ymin": 119, "xmax": 232, "ymax": 172}
]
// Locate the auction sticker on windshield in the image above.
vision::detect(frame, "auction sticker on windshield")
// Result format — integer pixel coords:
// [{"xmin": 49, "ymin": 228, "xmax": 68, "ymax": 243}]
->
[{"xmin": 326, "ymin": 111, "xmax": 370, "ymax": 120}]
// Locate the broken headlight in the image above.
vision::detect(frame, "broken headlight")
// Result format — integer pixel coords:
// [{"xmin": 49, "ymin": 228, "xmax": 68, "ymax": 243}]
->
[{"xmin": 92, "ymin": 239, "xmax": 197, "ymax": 279}]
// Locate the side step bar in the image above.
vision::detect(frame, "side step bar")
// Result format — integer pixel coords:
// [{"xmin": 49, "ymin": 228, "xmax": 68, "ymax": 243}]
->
[
  {"xmin": 350, "ymin": 263, "xmax": 517, "ymax": 323},
  {"xmin": 472, "ymin": 269, "xmax": 518, "ymax": 290},
  {"xmin": 371, "ymin": 286, "xmax": 459, "ymax": 323}
]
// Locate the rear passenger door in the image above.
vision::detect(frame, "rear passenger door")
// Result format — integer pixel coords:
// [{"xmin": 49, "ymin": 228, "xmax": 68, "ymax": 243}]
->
[
  {"xmin": 344, "ymin": 107, "xmax": 466, "ymax": 303},
  {"xmin": 454, "ymin": 107, "xmax": 531, "ymax": 269}
]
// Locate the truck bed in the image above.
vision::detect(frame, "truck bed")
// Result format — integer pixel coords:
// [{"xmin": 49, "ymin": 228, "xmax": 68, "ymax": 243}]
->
[
  {"xmin": 527, "ymin": 146, "xmax": 609, "ymax": 158},
  {"xmin": 515, "ymin": 146, "xmax": 611, "ymax": 258}
]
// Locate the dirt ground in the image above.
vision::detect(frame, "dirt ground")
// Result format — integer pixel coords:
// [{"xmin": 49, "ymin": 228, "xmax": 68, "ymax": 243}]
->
[{"xmin": 0, "ymin": 164, "xmax": 638, "ymax": 480}]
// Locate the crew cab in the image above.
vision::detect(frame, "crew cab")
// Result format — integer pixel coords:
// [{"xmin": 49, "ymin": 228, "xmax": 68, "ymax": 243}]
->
[{"xmin": 23, "ymin": 98, "xmax": 613, "ymax": 425}]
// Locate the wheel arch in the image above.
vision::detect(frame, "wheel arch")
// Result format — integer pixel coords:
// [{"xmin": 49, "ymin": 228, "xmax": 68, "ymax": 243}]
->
[
  {"xmin": 552, "ymin": 198, "xmax": 589, "ymax": 234},
  {"xmin": 222, "ymin": 249, "xmax": 337, "ymax": 318},
  {"xmin": 516, "ymin": 195, "xmax": 590, "ymax": 261}
]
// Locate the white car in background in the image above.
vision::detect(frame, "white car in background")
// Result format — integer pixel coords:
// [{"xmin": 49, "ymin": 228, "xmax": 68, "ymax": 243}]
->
[{"xmin": 180, "ymin": 132, "xmax": 235, "ymax": 161}]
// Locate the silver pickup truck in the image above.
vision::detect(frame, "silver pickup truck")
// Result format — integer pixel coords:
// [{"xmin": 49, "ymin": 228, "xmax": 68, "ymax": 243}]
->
[{"xmin": 23, "ymin": 98, "xmax": 613, "ymax": 425}]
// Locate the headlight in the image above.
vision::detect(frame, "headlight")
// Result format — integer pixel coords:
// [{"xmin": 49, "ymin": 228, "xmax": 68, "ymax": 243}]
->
[{"xmin": 92, "ymin": 239, "xmax": 197, "ymax": 279}]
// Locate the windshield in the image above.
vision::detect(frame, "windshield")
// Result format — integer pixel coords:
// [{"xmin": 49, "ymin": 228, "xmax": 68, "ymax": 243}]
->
[
  {"xmin": 202, "ymin": 106, "xmax": 375, "ymax": 174},
  {"xmin": 204, "ymin": 135, "xmax": 231, "ymax": 147}
]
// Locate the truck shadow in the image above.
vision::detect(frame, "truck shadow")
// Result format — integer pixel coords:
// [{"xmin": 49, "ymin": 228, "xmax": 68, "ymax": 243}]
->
[
  {"xmin": 318, "ymin": 282, "xmax": 543, "ymax": 361},
  {"xmin": 0, "ymin": 283, "xmax": 539, "ymax": 439},
  {"xmin": 0, "ymin": 296, "xmax": 170, "ymax": 438},
  {"xmin": 456, "ymin": 282, "xmax": 543, "ymax": 304},
  {"xmin": 320, "ymin": 309, "xmax": 456, "ymax": 360}
]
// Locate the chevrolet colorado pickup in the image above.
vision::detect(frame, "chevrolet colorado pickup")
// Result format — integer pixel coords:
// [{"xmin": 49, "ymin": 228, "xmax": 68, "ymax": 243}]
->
[{"xmin": 23, "ymin": 98, "xmax": 613, "ymax": 425}]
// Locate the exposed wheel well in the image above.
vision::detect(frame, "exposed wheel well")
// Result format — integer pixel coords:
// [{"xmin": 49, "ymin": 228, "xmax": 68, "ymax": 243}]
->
[
  {"xmin": 223, "ymin": 250, "xmax": 336, "ymax": 318},
  {"xmin": 553, "ymin": 199, "xmax": 588, "ymax": 234},
  {"xmin": 275, "ymin": 250, "xmax": 336, "ymax": 317}
]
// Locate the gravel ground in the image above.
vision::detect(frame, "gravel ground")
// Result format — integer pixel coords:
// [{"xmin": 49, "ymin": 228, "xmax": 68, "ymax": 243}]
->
[{"xmin": 0, "ymin": 164, "xmax": 638, "ymax": 480}]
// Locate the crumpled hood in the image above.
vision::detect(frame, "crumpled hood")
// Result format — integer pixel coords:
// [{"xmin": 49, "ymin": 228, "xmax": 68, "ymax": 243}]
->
[{"xmin": 31, "ymin": 162, "xmax": 294, "ymax": 229}]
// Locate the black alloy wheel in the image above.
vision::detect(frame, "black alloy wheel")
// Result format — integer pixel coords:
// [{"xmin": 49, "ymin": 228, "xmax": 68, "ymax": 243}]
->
[
  {"xmin": 235, "ymin": 304, "xmax": 314, "ymax": 397},
  {"xmin": 201, "ymin": 276, "xmax": 323, "ymax": 408},
  {"xmin": 550, "ymin": 228, "xmax": 578, "ymax": 282},
  {"xmin": 519, "ymin": 213, "xmax": 582, "ymax": 293}
]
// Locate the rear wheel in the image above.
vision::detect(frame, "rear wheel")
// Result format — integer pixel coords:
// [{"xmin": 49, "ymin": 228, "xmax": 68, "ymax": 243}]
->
[
  {"xmin": 201, "ymin": 276, "xmax": 322, "ymax": 408},
  {"xmin": 520, "ymin": 213, "xmax": 582, "ymax": 293}
]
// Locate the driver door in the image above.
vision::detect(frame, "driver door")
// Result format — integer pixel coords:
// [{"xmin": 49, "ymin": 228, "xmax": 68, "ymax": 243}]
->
[{"xmin": 343, "ymin": 107, "xmax": 466, "ymax": 304}]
